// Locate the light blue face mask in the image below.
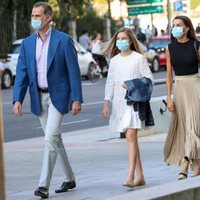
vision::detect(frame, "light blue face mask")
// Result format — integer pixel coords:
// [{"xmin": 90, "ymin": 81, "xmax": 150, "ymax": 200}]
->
[
  {"xmin": 116, "ymin": 39, "xmax": 130, "ymax": 51},
  {"xmin": 31, "ymin": 18, "xmax": 43, "ymax": 31},
  {"xmin": 171, "ymin": 27, "xmax": 184, "ymax": 39}
]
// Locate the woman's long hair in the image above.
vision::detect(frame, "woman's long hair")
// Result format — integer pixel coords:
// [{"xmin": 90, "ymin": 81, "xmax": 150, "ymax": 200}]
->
[
  {"xmin": 101, "ymin": 27, "xmax": 142, "ymax": 58},
  {"xmin": 171, "ymin": 15, "xmax": 198, "ymax": 42}
]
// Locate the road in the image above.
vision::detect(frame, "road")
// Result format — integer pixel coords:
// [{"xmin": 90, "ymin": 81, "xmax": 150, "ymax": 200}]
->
[{"xmin": 2, "ymin": 70, "xmax": 167, "ymax": 142}]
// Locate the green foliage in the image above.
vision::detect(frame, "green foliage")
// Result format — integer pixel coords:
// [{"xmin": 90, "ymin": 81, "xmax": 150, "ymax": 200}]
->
[
  {"xmin": 16, "ymin": 0, "xmax": 46, "ymax": 20},
  {"xmin": 55, "ymin": 0, "xmax": 90, "ymax": 31},
  {"xmin": 77, "ymin": 9, "xmax": 103, "ymax": 38},
  {"xmin": 0, "ymin": 0, "xmax": 41, "ymax": 53},
  {"xmin": 56, "ymin": 0, "xmax": 89, "ymax": 20},
  {"xmin": 0, "ymin": 0, "xmax": 14, "ymax": 22},
  {"xmin": 190, "ymin": 0, "xmax": 199, "ymax": 9},
  {"xmin": 0, "ymin": 0, "xmax": 118, "ymax": 53},
  {"xmin": 0, "ymin": 0, "xmax": 44, "ymax": 22}
]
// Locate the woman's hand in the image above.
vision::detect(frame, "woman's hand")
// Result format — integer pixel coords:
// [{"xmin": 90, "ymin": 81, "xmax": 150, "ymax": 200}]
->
[
  {"xmin": 102, "ymin": 100, "xmax": 110, "ymax": 119},
  {"xmin": 167, "ymin": 99, "xmax": 175, "ymax": 112}
]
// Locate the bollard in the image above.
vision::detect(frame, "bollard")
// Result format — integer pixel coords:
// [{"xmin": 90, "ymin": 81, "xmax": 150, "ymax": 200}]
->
[
  {"xmin": 0, "ymin": 76, "xmax": 6, "ymax": 200},
  {"xmin": 120, "ymin": 132, "xmax": 126, "ymax": 138}
]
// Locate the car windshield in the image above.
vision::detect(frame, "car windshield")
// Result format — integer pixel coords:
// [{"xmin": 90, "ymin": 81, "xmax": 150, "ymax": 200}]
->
[
  {"xmin": 9, "ymin": 44, "xmax": 21, "ymax": 54},
  {"xmin": 149, "ymin": 39, "xmax": 170, "ymax": 49}
]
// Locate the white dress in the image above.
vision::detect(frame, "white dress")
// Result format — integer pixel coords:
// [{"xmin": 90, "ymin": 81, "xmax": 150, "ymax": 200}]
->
[{"xmin": 104, "ymin": 51, "xmax": 154, "ymax": 132}]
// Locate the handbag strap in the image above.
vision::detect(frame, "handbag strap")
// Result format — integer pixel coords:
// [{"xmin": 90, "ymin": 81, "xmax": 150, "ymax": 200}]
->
[{"xmin": 194, "ymin": 40, "xmax": 199, "ymax": 60}]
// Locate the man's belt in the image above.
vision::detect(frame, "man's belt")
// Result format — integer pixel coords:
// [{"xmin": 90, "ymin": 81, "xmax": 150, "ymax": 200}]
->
[{"xmin": 38, "ymin": 87, "xmax": 49, "ymax": 93}]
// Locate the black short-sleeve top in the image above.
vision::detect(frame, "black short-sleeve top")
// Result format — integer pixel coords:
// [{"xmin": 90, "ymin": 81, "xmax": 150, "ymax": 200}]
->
[{"xmin": 168, "ymin": 40, "xmax": 200, "ymax": 76}]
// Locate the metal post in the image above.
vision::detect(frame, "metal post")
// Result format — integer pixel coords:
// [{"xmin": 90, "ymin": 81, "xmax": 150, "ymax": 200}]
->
[
  {"xmin": 151, "ymin": 13, "xmax": 153, "ymax": 29},
  {"xmin": 0, "ymin": 76, "xmax": 6, "ymax": 200},
  {"xmin": 167, "ymin": 0, "xmax": 172, "ymax": 35}
]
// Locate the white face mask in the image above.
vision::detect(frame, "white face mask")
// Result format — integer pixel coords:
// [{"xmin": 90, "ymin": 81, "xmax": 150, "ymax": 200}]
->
[
  {"xmin": 116, "ymin": 39, "xmax": 130, "ymax": 51},
  {"xmin": 171, "ymin": 27, "xmax": 184, "ymax": 39},
  {"xmin": 31, "ymin": 18, "xmax": 44, "ymax": 31}
]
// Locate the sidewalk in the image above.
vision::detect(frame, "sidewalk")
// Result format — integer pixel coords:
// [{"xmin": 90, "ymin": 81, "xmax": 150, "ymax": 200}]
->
[{"xmin": 4, "ymin": 126, "xmax": 200, "ymax": 200}]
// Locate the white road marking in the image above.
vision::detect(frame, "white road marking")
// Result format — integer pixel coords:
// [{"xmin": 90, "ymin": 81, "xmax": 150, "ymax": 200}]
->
[
  {"xmin": 36, "ymin": 119, "xmax": 91, "ymax": 129},
  {"xmin": 82, "ymin": 101, "xmax": 103, "ymax": 106},
  {"xmin": 2, "ymin": 102, "xmax": 12, "ymax": 105}
]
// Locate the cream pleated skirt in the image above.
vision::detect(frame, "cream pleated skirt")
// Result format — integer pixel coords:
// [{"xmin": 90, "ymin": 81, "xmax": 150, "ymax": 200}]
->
[{"xmin": 164, "ymin": 73, "xmax": 200, "ymax": 171}]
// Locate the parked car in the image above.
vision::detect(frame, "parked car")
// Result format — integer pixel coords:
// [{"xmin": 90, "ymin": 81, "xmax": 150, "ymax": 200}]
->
[
  {"xmin": 6, "ymin": 38, "xmax": 100, "ymax": 83},
  {"xmin": 73, "ymin": 39, "xmax": 101, "ymax": 81},
  {"xmin": 0, "ymin": 61, "xmax": 12, "ymax": 89},
  {"xmin": 147, "ymin": 36, "xmax": 171, "ymax": 72}
]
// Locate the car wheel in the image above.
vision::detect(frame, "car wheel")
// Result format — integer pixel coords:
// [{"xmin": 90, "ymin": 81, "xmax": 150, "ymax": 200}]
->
[
  {"xmin": 1, "ymin": 70, "xmax": 12, "ymax": 89},
  {"xmin": 87, "ymin": 62, "xmax": 100, "ymax": 82},
  {"xmin": 152, "ymin": 57, "xmax": 160, "ymax": 72}
]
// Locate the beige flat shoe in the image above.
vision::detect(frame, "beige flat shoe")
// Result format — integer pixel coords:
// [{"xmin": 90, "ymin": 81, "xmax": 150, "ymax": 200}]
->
[
  {"xmin": 177, "ymin": 172, "xmax": 187, "ymax": 180},
  {"xmin": 133, "ymin": 179, "xmax": 146, "ymax": 187},
  {"xmin": 123, "ymin": 181, "xmax": 134, "ymax": 188},
  {"xmin": 177, "ymin": 156, "xmax": 189, "ymax": 180}
]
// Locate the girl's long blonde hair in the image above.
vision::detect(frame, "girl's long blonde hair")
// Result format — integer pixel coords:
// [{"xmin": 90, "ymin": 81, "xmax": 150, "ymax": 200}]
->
[{"xmin": 101, "ymin": 27, "xmax": 142, "ymax": 58}]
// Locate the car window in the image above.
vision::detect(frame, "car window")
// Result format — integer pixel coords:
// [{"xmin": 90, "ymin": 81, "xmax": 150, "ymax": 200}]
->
[
  {"xmin": 9, "ymin": 44, "xmax": 21, "ymax": 54},
  {"xmin": 149, "ymin": 39, "xmax": 170, "ymax": 49}
]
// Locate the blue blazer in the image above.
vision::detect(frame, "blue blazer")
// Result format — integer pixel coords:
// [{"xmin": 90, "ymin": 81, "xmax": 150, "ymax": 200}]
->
[{"xmin": 13, "ymin": 29, "xmax": 83, "ymax": 116}]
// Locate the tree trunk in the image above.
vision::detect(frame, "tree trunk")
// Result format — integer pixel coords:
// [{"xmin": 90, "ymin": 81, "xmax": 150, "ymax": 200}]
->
[
  {"xmin": 68, "ymin": 19, "xmax": 77, "ymax": 40},
  {"xmin": 13, "ymin": 9, "xmax": 17, "ymax": 41},
  {"xmin": 103, "ymin": 15, "xmax": 111, "ymax": 41}
]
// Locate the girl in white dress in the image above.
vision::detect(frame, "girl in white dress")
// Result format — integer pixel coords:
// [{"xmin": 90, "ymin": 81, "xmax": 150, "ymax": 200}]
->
[{"xmin": 102, "ymin": 28, "xmax": 153, "ymax": 188}]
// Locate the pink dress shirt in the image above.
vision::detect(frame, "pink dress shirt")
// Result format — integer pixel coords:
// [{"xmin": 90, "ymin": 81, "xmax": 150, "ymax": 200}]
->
[{"xmin": 36, "ymin": 28, "xmax": 52, "ymax": 88}]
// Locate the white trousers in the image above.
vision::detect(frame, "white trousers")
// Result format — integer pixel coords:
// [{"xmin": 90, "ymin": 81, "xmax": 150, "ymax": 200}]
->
[{"xmin": 38, "ymin": 93, "xmax": 75, "ymax": 188}]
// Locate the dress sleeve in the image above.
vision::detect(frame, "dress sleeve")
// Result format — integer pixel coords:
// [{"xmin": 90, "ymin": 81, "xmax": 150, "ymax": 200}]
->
[
  {"xmin": 104, "ymin": 59, "xmax": 115, "ymax": 101},
  {"xmin": 139, "ymin": 55, "xmax": 154, "ymax": 84}
]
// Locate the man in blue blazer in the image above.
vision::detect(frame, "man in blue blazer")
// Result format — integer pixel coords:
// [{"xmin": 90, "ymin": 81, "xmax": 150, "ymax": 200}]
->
[{"xmin": 13, "ymin": 2, "xmax": 83, "ymax": 198}]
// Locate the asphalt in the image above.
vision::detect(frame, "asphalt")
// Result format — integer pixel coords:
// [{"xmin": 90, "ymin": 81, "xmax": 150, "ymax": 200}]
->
[{"xmin": 4, "ymin": 125, "xmax": 200, "ymax": 200}]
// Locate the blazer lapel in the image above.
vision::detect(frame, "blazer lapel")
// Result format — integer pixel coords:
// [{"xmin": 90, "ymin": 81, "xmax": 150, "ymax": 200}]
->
[
  {"xmin": 29, "ymin": 34, "xmax": 37, "ymax": 80},
  {"xmin": 47, "ymin": 30, "xmax": 60, "ymax": 71}
]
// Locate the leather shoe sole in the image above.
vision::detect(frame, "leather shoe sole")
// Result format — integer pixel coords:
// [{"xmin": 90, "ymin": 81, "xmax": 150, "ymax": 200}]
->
[
  {"xmin": 34, "ymin": 187, "xmax": 49, "ymax": 199},
  {"xmin": 55, "ymin": 181, "xmax": 76, "ymax": 193}
]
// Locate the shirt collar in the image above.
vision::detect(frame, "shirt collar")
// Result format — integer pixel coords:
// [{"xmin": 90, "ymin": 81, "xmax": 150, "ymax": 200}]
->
[{"xmin": 36, "ymin": 27, "xmax": 52, "ymax": 40}]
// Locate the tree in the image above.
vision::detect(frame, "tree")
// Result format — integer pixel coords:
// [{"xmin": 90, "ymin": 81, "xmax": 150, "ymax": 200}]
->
[
  {"xmin": 77, "ymin": 9, "xmax": 104, "ymax": 38},
  {"xmin": 0, "ymin": 0, "xmax": 42, "ymax": 53},
  {"xmin": 55, "ymin": 0, "xmax": 90, "ymax": 38},
  {"xmin": 191, "ymin": 0, "xmax": 199, "ymax": 9}
]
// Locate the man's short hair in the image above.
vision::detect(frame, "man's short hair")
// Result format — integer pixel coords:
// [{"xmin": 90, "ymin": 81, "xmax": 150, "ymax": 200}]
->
[{"xmin": 33, "ymin": 2, "xmax": 53, "ymax": 16}]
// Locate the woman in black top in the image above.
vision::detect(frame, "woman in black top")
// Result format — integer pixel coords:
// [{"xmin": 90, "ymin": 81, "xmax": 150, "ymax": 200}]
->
[{"xmin": 164, "ymin": 15, "xmax": 200, "ymax": 180}]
